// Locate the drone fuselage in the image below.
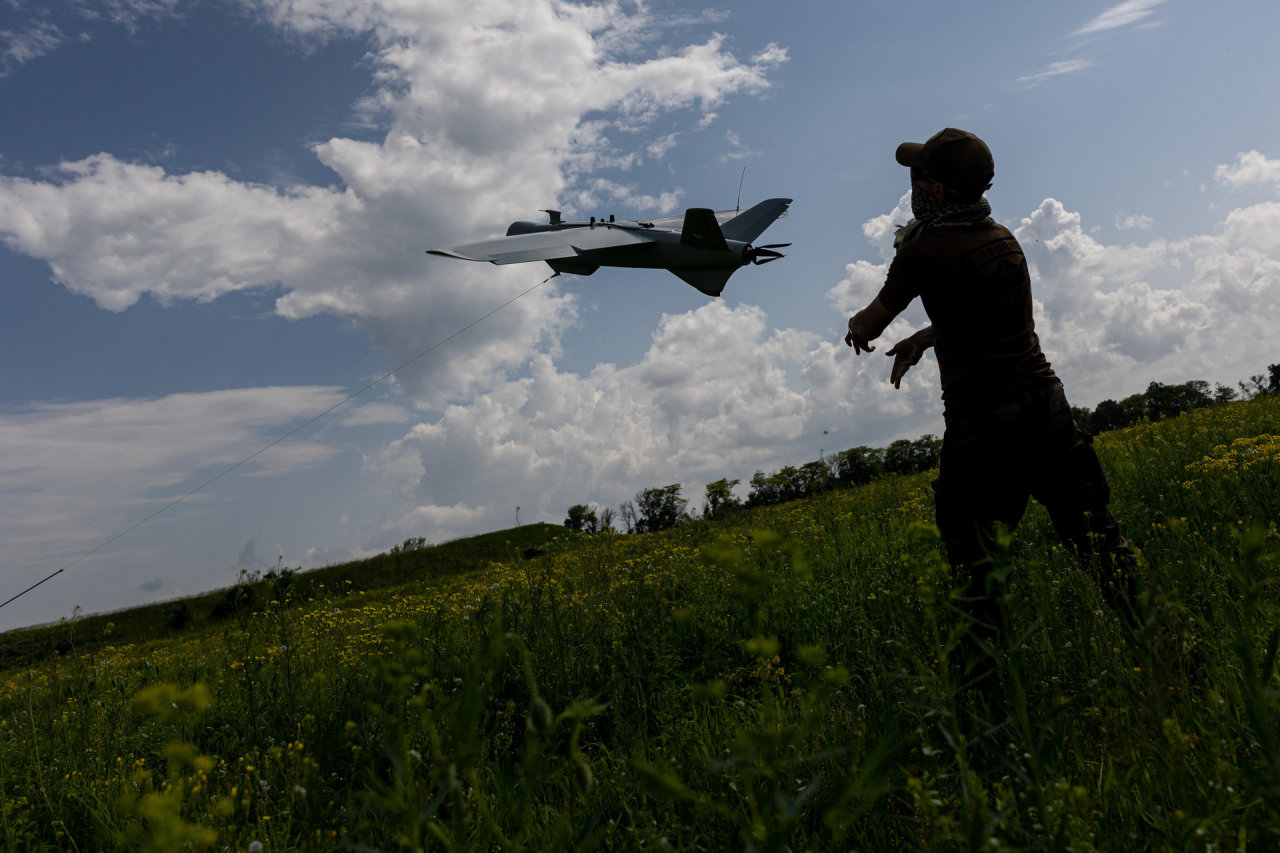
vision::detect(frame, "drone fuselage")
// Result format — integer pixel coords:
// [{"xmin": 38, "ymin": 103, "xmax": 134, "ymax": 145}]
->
[{"xmin": 429, "ymin": 198, "xmax": 790, "ymax": 296}]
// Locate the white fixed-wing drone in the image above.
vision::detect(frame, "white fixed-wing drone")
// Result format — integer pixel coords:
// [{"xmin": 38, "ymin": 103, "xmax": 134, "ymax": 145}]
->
[{"xmin": 428, "ymin": 198, "xmax": 791, "ymax": 297}]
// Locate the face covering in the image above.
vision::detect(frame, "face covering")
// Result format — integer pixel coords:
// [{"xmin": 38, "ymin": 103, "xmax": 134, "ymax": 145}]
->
[
  {"xmin": 911, "ymin": 182, "xmax": 947, "ymax": 222},
  {"xmin": 910, "ymin": 180, "xmax": 992, "ymax": 227}
]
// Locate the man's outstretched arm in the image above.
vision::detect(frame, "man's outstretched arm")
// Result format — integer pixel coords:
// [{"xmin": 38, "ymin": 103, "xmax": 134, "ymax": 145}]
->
[{"xmin": 845, "ymin": 298, "xmax": 896, "ymax": 354}]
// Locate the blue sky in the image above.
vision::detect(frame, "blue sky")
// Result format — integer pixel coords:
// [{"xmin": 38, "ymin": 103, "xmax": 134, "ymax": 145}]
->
[{"xmin": 2, "ymin": 0, "xmax": 1279, "ymax": 629}]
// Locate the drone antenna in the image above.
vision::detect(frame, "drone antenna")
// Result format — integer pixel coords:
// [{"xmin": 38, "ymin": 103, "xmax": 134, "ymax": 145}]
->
[{"xmin": 736, "ymin": 166, "xmax": 746, "ymax": 212}]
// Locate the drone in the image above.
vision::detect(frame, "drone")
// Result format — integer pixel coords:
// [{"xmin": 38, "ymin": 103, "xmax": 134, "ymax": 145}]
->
[{"xmin": 428, "ymin": 198, "xmax": 791, "ymax": 296}]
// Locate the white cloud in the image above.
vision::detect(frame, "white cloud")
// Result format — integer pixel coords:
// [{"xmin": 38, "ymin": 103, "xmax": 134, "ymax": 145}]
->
[
  {"xmin": 0, "ymin": 155, "xmax": 357, "ymax": 311},
  {"xmin": 369, "ymin": 298, "xmax": 941, "ymax": 542},
  {"xmin": 832, "ymin": 188, "xmax": 1280, "ymax": 418},
  {"xmin": 647, "ymin": 132, "xmax": 681, "ymax": 159},
  {"xmin": 0, "ymin": 0, "xmax": 787, "ymax": 409},
  {"xmin": 572, "ymin": 179, "xmax": 682, "ymax": 214},
  {"xmin": 1016, "ymin": 195, "xmax": 1280, "ymax": 402},
  {"xmin": 752, "ymin": 43, "xmax": 789, "ymax": 67},
  {"xmin": 1115, "ymin": 213, "xmax": 1153, "ymax": 230},
  {"xmin": 0, "ymin": 387, "xmax": 347, "ymax": 576},
  {"xmin": 1016, "ymin": 58, "xmax": 1093, "ymax": 86},
  {"xmin": 339, "ymin": 402, "xmax": 411, "ymax": 428},
  {"xmin": 100, "ymin": 0, "xmax": 182, "ymax": 32},
  {"xmin": 1074, "ymin": 0, "xmax": 1166, "ymax": 36},
  {"xmin": 1214, "ymin": 150, "xmax": 1280, "ymax": 189},
  {"xmin": 719, "ymin": 129, "xmax": 757, "ymax": 163},
  {"xmin": 1, "ymin": 0, "xmax": 182, "ymax": 73},
  {"xmin": 1, "ymin": 18, "xmax": 63, "ymax": 73}
]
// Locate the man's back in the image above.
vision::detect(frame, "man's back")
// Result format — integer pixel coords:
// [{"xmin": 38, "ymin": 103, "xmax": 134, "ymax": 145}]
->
[{"xmin": 877, "ymin": 220, "xmax": 1056, "ymax": 421}]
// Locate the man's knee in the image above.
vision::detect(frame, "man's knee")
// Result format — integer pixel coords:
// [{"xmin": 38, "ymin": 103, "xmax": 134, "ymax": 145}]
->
[{"xmin": 1041, "ymin": 431, "xmax": 1112, "ymax": 509}]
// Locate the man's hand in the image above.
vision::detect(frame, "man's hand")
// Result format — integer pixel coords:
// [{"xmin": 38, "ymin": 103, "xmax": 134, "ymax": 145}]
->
[
  {"xmin": 845, "ymin": 299, "xmax": 894, "ymax": 354},
  {"xmin": 844, "ymin": 315, "xmax": 876, "ymax": 354},
  {"xmin": 885, "ymin": 326, "xmax": 934, "ymax": 388}
]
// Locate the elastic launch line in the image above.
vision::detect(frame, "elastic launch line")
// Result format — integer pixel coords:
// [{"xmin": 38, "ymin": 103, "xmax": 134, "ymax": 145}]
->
[{"xmin": 0, "ymin": 279, "xmax": 549, "ymax": 611}]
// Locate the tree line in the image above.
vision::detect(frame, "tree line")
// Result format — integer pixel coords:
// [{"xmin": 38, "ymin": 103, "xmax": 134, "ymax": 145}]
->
[
  {"xmin": 1072, "ymin": 365, "xmax": 1279, "ymax": 433},
  {"xmin": 564, "ymin": 363, "xmax": 1280, "ymax": 535}
]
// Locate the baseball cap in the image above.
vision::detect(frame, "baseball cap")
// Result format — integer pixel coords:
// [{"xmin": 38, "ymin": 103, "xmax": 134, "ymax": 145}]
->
[{"xmin": 896, "ymin": 128, "xmax": 994, "ymax": 196}]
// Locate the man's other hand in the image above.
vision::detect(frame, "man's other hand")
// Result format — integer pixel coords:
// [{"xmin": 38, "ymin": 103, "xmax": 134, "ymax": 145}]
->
[{"xmin": 886, "ymin": 336, "xmax": 925, "ymax": 388}]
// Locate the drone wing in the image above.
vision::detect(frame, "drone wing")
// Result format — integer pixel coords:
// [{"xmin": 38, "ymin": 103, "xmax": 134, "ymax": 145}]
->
[
  {"xmin": 429, "ymin": 226, "xmax": 655, "ymax": 265},
  {"xmin": 720, "ymin": 198, "xmax": 792, "ymax": 242}
]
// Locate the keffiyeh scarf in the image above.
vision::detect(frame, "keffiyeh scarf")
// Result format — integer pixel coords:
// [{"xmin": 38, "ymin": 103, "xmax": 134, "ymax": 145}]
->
[{"xmin": 910, "ymin": 183, "xmax": 992, "ymax": 227}]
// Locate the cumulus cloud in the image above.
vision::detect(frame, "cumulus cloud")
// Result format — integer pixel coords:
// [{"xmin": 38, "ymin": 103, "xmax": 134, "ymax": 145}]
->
[
  {"xmin": 1016, "ymin": 188, "xmax": 1280, "ymax": 402},
  {"xmin": 0, "ymin": 156, "xmax": 358, "ymax": 311},
  {"xmin": 368, "ymin": 298, "xmax": 941, "ymax": 542},
  {"xmin": 0, "ymin": 0, "xmax": 787, "ymax": 408},
  {"xmin": 1214, "ymin": 151, "xmax": 1280, "ymax": 189}
]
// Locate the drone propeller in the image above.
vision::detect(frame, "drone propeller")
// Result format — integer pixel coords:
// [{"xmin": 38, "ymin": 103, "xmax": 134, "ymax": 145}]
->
[{"xmin": 746, "ymin": 242, "xmax": 791, "ymax": 265}]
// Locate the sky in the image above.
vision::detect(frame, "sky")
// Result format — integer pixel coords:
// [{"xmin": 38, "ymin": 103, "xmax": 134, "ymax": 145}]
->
[{"xmin": 2, "ymin": 0, "xmax": 1279, "ymax": 630}]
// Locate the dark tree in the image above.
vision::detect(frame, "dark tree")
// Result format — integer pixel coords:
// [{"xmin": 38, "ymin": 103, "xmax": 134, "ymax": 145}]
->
[
  {"xmin": 747, "ymin": 470, "xmax": 781, "ymax": 507},
  {"xmin": 1240, "ymin": 374, "xmax": 1269, "ymax": 400},
  {"xmin": 911, "ymin": 435, "xmax": 942, "ymax": 471},
  {"xmin": 833, "ymin": 446, "xmax": 884, "ymax": 486},
  {"xmin": 798, "ymin": 459, "xmax": 834, "ymax": 496},
  {"xmin": 1092, "ymin": 398, "xmax": 1124, "ymax": 432},
  {"xmin": 563, "ymin": 504, "xmax": 598, "ymax": 532},
  {"xmin": 883, "ymin": 439, "xmax": 917, "ymax": 476},
  {"xmin": 1071, "ymin": 406, "xmax": 1095, "ymax": 434},
  {"xmin": 635, "ymin": 485, "xmax": 688, "ymax": 533},
  {"xmin": 883, "ymin": 435, "xmax": 939, "ymax": 476},
  {"xmin": 703, "ymin": 478, "xmax": 741, "ymax": 519},
  {"xmin": 618, "ymin": 500, "xmax": 637, "ymax": 534},
  {"xmin": 1143, "ymin": 380, "xmax": 1211, "ymax": 419}
]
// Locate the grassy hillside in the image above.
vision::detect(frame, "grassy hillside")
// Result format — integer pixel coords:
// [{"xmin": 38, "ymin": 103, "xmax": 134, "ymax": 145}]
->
[
  {"xmin": 1, "ymin": 396, "xmax": 1277, "ymax": 850},
  {"xmin": 0, "ymin": 523, "xmax": 568, "ymax": 672}
]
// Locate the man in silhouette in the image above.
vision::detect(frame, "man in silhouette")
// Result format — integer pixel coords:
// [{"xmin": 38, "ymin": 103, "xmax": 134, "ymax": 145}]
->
[{"xmin": 844, "ymin": 129, "xmax": 1137, "ymax": 701}]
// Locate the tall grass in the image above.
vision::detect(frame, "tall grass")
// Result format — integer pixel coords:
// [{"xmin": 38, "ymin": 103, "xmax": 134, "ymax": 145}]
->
[{"xmin": 1, "ymin": 396, "xmax": 1277, "ymax": 850}]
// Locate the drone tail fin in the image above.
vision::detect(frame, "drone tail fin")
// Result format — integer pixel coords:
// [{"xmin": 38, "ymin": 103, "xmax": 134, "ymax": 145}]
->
[
  {"xmin": 721, "ymin": 198, "xmax": 792, "ymax": 243},
  {"xmin": 679, "ymin": 208, "xmax": 729, "ymax": 251},
  {"xmin": 671, "ymin": 267, "xmax": 735, "ymax": 297}
]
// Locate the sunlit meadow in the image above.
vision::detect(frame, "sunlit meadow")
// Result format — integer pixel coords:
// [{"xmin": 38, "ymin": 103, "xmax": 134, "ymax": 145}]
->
[{"xmin": 1, "ymin": 395, "xmax": 1277, "ymax": 850}]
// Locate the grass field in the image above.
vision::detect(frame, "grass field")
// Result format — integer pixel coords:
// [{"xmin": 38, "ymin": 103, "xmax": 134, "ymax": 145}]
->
[{"xmin": 1, "ymin": 395, "xmax": 1277, "ymax": 850}]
